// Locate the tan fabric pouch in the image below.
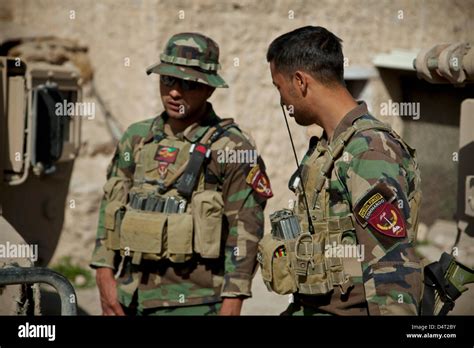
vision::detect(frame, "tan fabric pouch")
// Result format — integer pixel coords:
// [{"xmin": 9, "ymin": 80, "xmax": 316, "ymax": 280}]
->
[
  {"xmin": 258, "ymin": 234, "xmax": 297, "ymax": 295},
  {"xmin": 104, "ymin": 200, "xmax": 125, "ymax": 250},
  {"xmin": 103, "ymin": 177, "xmax": 130, "ymax": 202},
  {"xmin": 120, "ymin": 209, "xmax": 166, "ymax": 257},
  {"xmin": 192, "ymin": 190, "xmax": 224, "ymax": 259},
  {"xmin": 287, "ymin": 235, "xmax": 333, "ymax": 295},
  {"xmin": 167, "ymin": 213, "xmax": 194, "ymax": 263}
]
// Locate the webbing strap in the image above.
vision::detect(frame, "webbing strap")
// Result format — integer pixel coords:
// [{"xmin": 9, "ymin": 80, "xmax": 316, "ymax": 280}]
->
[
  {"xmin": 313, "ymin": 119, "xmax": 394, "ymax": 197},
  {"xmin": 352, "ymin": 121, "xmax": 392, "ymax": 134},
  {"xmin": 201, "ymin": 118, "xmax": 235, "ymax": 144},
  {"xmin": 312, "ymin": 215, "xmax": 354, "ymax": 233},
  {"xmin": 176, "ymin": 144, "xmax": 210, "ymax": 198},
  {"xmin": 163, "ymin": 158, "xmax": 189, "ymax": 188},
  {"xmin": 306, "ymin": 262, "xmax": 326, "ymax": 275},
  {"xmin": 299, "ymin": 281, "xmax": 331, "ymax": 294},
  {"xmin": 306, "ymin": 119, "xmax": 392, "ymax": 295},
  {"xmin": 175, "ymin": 119, "xmax": 236, "ymax": 197}
]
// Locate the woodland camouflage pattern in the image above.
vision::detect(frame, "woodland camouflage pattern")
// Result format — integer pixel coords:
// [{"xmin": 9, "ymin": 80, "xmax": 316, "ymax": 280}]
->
[
  {"xmin": 91, "ymin": 104, "xmax": 270, "ymax": 310},
  {"xmin": 292, "ymin": 102, "xmax": 423, "ymax": 315},
  {"xmin": 146, "ymin": 32, "xmax": 228, "ymax": 88}
]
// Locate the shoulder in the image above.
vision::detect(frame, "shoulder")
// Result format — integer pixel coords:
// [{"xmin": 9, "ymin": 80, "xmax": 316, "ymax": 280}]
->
[
  {"xmin": 123, "ymin": 117, "xmax": 156, "ymax": 139},
  {"xmin": 213, "ymin": 121, "xmax": 257, "ymax": 150},
  {"xmin": 118, "ymin": 117, "xmax": 156, "ymax": 149},
  {"xmin": 344, "ymin": 121, "xmax": 409, "ymax": 163},
  {"xmin": 335, "ymin": 119, "xmax": 415, "ymax": 181}
]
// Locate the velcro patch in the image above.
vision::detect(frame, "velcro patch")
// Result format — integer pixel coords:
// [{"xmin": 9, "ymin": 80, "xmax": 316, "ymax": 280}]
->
[
  {"xmin": 155, "ymin": 146, "xmax": 179, "ymax": 164},
  {"xmin": 355, "ymin": 184, "xmax": 406, "ymax": 239},
  {"xmin": 246, "ymin": 165, "xmax": 273, "ymax": 198}
]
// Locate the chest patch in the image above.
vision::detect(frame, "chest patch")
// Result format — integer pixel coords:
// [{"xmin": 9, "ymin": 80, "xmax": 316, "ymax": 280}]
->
[{"xmin": 155, "ymin": 145, "xmax": 179, "ymax": 164}]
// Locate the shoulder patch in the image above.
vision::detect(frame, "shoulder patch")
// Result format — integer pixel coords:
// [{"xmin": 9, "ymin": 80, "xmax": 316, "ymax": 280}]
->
[
  {"xmin": 354, "ymin": 182, "xmax": 406, "ymax": 240},
  {"xmin": 246, "ymin": 164, "xmax": 273, "ymax": 198}
]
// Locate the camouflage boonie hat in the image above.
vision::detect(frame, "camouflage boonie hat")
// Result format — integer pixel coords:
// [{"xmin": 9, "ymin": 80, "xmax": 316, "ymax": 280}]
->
[{"xmin": 146, "ymin": 32, "xmax": 228, "ymax": 88}]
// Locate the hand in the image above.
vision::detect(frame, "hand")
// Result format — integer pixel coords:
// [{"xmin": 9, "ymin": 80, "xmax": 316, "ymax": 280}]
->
[
  {"xmin": 219, "ymin": 297, "xmax": 243, "ymax": 316},
  {"xmin": 96, "ymin": 267, "xmax": 125, "ymax": 316}
]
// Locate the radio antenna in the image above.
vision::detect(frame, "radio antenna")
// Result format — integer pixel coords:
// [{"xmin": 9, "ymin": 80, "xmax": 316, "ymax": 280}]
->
[{"xmin": 280, "ymin": 103, "xmax": 314, "ymax": 235}]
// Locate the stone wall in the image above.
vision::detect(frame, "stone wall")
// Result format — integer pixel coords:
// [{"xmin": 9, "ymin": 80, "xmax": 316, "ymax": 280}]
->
[{"xmin": 0, "ymin": 0, "xmax": 472, "ymax": 314}]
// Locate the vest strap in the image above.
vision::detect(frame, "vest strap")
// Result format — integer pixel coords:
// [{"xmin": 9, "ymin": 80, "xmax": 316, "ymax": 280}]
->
[
  {"xmin": 176, "ymin": 144, "xmax": 211, "ymax": 198},
  {"xmin": 176, "ymin": 119, "xmax": 236, "ymax": 198},
  {"xmin": 299, "ymin": 281, "xmax": 332, "ymax": 294},
  {"xmin": 311, "ymin": 118, "xmax": 397, "ymax": 204}
]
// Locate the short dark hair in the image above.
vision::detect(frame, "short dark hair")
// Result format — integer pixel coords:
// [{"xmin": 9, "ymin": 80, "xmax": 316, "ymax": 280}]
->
[{"xmin": 267, "ymin": 26, "xmax": 344, "ymax": 85}]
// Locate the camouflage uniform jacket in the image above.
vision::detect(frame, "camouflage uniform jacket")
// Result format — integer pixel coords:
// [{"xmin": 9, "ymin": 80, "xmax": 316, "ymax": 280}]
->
[
  {"xmin": 90, "ymin": 103, "xmax": 271, "ymax": 310},
  {"xmin": 295, "ymin": 102, "xmax": 423, "ymax": 315}
]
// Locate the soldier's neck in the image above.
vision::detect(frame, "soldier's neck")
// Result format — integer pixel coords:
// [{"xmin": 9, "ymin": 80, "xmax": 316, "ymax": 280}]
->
[
  {"xmin": 166, "ymin": 103, "xmax": 210, "ymax": 135},
  {"xmin": 316, "ymin": 90, "xmax": 357, "ymax": 142}
]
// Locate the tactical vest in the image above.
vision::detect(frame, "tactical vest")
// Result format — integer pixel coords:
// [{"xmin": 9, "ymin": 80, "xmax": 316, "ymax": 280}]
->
[
  {"xmin": 103, "ymin": 118, "xmax": 237, "ymax": 265},
  {"xmin": 258, "ymin": 117, "xmax": 422, "ymax": 296}
]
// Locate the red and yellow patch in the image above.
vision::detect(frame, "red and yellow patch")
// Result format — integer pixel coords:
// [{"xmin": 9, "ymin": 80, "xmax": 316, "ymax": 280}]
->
[
  {"xmin": 155, "ymin": 146, "xmax": 179, "ymax": 164},
  {"xmin": 357, "ymin": 192, "xmax": 406, "ymax": 238},
  {"xmin": 246, "ymin": 165, "xmax": 273, "ymax": 198}
]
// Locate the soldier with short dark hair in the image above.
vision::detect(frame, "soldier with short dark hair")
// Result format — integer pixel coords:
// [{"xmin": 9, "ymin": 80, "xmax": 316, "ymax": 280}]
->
[
  {"xmin": 259, "ymin": 26, "xmax": 423, "ymax": 315},
  {"xmin": 91, "ymin": 32, "xmax": 272, "ymax": 316}
]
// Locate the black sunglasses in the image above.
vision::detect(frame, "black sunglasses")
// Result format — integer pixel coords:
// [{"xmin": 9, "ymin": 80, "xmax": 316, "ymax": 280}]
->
[{"xmin": 160, "ymin": 75, "xmax": 202, "ymax": 91}]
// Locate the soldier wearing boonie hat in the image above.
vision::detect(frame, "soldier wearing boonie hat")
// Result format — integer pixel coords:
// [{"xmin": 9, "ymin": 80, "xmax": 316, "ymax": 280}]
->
[{"xmin": 91, "ymin": 32, "xmax": 272, "ymax": 316}]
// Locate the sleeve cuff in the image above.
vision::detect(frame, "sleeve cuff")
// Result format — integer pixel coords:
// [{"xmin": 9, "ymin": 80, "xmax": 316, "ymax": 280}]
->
[
  {"xmin": 220, "ymin": 272, "xmax": 253, "ymax": 298},
  {"xmin": 90, "ymin": 240, "xmax": 116, "ymax": 270}
]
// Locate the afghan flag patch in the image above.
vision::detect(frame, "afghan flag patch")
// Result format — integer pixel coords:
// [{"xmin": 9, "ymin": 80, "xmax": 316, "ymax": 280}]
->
[
  {"xmin": 356, "ymin": 191, "xmax": 406, "ymax": 238},
  {"xmin": 246, "ymin": 165, "xmax": 273, "ymax": 198},
  {"xmin": 155, "ymin": 146, "xmax": 179, "ymax": 164}
]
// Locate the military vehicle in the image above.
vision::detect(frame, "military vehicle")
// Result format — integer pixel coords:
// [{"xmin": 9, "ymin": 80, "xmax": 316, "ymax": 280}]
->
[{"xmin": 0, "ymin": 54, "xmax": 80, "ymax": 315}]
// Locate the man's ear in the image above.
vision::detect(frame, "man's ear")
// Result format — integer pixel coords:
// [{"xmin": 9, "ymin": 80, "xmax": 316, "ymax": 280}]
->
[{"xmin": 293, "ymin": 70, "xmax": 308, "ymax": 96}]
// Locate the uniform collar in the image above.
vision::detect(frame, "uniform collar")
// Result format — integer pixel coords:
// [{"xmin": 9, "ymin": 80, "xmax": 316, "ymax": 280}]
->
[
  {"xmin": 329, "ymin": 101, "xmax": 369, "ymax": 143},
  {"xmin": 143, "ymin": 102, "xmax": 220, "ymax": 144}
]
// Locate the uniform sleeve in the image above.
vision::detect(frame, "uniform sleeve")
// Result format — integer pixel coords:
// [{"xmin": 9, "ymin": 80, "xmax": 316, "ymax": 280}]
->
[
  {"xmin": 219, "ymin": 142, "xmax": 272, "ymax": 298},
  {"xmin": 344, "ymin": 148, "xmax": 423, "ymax": 315},
  {"xmin": 90, "ymin": 132, "xmax": 135, "ymax": 270},
  {"xmin": 90, "ymin": 199, "xmax": 116, "ymax": 269}
]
